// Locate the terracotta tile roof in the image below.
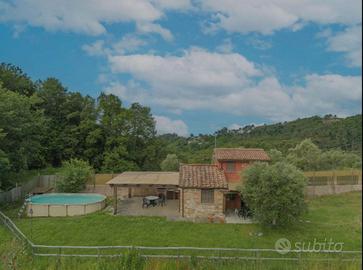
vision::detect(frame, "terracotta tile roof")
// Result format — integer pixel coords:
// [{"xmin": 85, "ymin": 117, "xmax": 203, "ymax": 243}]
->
[
  {"xmin": 213, "ymin": 148, "xmax": 270, "ymax": 161},
  {"xmin": 179, "ymin": 164, "xmax": 228, "ymax": 189}
]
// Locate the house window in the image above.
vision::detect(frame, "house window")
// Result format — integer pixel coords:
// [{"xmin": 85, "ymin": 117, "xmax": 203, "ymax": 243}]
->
[
  {"xmin": 201, "ymin": 189, "xmax": 214, "ymax": 203},
  {"xmin": 226, "ymin": 161, "xmax": 235, "ymax": 172}
]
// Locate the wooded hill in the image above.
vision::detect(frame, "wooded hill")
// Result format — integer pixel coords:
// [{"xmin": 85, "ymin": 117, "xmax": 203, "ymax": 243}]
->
[{"xmin": 160, "ymin": 114, "xmax": 362, "ymax": 164}]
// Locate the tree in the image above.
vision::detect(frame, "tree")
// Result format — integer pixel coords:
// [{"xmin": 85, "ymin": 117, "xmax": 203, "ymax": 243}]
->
[
  {"xmin": 340, "ymin": 152, "xmax": 362, "ymax": 169},
  {"xmin": 0, "ymin": 148, "xmax": 10, "ymax": 191},
  {"xmin": 0, "ymin": 85, "xmax": 45, "ymax": 173},
  {"xmin": 267, "ymin": 149, "xmax": 284, "ymax": 164},
  {"xmin": 36, "ymin": 78, "xmax": 69, "ymax": 166},
  {"xmin": 0, "ymin": 63, "xmax": 36, "ymax": 96},
  {"xmin": 317, "ymin": 147, "xmax": 360, "ymax": 170},
  {"xmin": 126, "ymin": 103, "xmax": 158, "ymax": 169},
  {"xmin": 241, "ymin": 162, "xmax": 307, "ymax": 226},
  {"xmin": 286, "ymin": 139, "xmax": 322, "ymax": 171},
  {"xmin": 319, "ymin": 150, "xmax": 345, "ymax": 170},
  {"xmin": 56, "ymin": 159, "xmax": 93, "ymax": 192},
  {"xmin": 161, "ymin": 154, "xmax": 180, "ymax": 171},
  {"xmin": 101, "ymin": 147, "xmax": 139, "ymax": 173}
]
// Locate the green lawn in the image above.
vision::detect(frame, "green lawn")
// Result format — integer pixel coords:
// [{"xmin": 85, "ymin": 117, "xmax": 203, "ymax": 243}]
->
[
  {"xmin": 4, "ymin": 192, "xmax": 361, "ymax": 250},
  {"xmin": 0, "ymin": 192, "xmax": 362, "ymax": 269}
]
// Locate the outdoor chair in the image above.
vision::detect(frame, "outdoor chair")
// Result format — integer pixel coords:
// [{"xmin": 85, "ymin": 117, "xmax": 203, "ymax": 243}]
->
[
  {"xmin": 238, "ymin": 206, "xmax": 252, "ymax": 219},
  {"xmin": 142, "ymin": 198, "xmax": 150, "ymax": 208},
  {"xmin": 158, "ymin": 194, "xmax": 166, "ymax": 207},
  {"xmin": 150, "ymin": 199, "xmax": 157, "ymax": 207},
  {"xmin": 236, "ymin": 208, "xmax": 244, "ymax": 218}
]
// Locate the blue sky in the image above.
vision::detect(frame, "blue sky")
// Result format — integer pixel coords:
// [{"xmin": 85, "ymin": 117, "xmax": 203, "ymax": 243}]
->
[{"xmin": 0, "ymin": 0, "xmax": 362, "ymax": 136}]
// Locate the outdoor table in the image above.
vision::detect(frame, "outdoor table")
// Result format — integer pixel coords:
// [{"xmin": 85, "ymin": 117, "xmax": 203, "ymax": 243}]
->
[{"xmin": 144, "ymin": 196, "xmax": 159, "ymax": 207}]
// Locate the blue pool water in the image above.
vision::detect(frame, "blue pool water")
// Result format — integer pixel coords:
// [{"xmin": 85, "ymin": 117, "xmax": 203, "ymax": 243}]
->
[{"xmin": 29, "ymin": 193, "xmax": 105, "ymax": 205}]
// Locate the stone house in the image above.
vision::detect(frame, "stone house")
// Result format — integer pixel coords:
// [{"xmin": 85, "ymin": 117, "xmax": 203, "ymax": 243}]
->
[
  {"xmin": 108, "ymin": 148, "xmax": 270, "ymax": 221},
  {"xmin": 179, "ymin": 164, "xmax": 228, "ymax": 220}
]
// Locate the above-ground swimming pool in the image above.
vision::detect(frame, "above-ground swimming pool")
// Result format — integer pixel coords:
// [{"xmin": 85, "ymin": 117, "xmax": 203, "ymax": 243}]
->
[{"xmin": 27, "ymin": 193, "xmax": 106, "ymax": 217}]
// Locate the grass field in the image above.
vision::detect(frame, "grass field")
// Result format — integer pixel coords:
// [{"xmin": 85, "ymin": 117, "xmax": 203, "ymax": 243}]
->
[{"xmin": 0, "ymin": 192, "xmax": 362, "ymax": 269}]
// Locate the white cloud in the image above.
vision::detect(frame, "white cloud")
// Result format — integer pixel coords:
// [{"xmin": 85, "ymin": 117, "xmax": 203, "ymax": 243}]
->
[
  {"xmin": 154, "ymin": 115, "xmax": 189, "ymax": 136},
  {"xmin": 136, "ymin": 22, "xmax": 173, "ymax": 41},
  {"xmin": 152, "ymin": 0, "xmax": 192, "ymax": 10},
  {"xmin": 105, "ymin": 48, "xmax": 362, "ymax": 121},
  {"xmin": 199, "ymin": 0, "xmax": 362, "ymax": 35},
  {"xmin": 109, "ymin": 48, "xmax": 261, "ymax": 94},
  {"xmin": 112, "ymin": 35, "xmax": 148, "ymax": 54},
  {"xmin": 82, "ymin": 35, "xmax": 148, "ymax": 57},
  {"xmin": 324, "ymin": 25, "xmax": 362, "ymax": 67},
  {"xmin": 0, "ymin": 0, "xmax": 185, "ymax": 39},
  {"xmin": 291, "ymin": 74, "xmax": 362, "ymax": 116},
  {"xmin": 82, "ymin": 40, "xmax": 109, "ymax": 56}
]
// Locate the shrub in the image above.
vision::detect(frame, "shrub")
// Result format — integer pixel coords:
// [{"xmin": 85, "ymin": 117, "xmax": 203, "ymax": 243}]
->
[
  {"xmin": 241, "ymin": 161, "xmax": 307, "ymax": 226},
  {"xmin": 286, "ymin": 139, "xmax": 321, "ymax": 171},
  {"xmin": 160, "ymin": 154, "xmax": 179, "ymax": 171},
  {"xmin": 267, "ymin": 149, "xmax": 284, "ymax": 164},
  {"xmin": 56, "ymin": 159, "xmax": 93, "ymax": 192}
]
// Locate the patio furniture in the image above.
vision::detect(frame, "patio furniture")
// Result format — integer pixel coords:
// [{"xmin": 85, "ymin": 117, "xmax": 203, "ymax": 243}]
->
[
  {"xmin": 157, "ymin": 193, "xmax": 166, "ymax": 207},
  {"xmin": 236, "ymin": 206, "xmax": 252, "ymax": 219},
  {"xmin": 144, "ymin": 196, "xmax": 159, "ymax": 207},
  {"xmin": 142, "ymin": 198, "xmax": 150, "ymax": 208},
  {"xmin": 235, "ymin": 208, "xmax": 244, "ymax": 218}
]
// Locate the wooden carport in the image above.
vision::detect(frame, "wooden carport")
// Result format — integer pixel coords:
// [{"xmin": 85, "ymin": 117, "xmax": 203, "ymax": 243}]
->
[{"xmin": 107, "ymin": 171, "xmax": 180, "ymax": 214}]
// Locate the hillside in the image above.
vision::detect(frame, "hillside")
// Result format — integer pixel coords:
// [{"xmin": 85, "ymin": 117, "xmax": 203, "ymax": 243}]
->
[{"xmin": 160, "ymin": 114, "xmax": 362, "ymax": 164}]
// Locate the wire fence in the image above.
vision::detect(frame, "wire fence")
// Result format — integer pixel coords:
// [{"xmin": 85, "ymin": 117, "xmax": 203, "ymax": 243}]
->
[{"xmin": 0, "ymin": 210, "xmax": 361, "ymax": 263}]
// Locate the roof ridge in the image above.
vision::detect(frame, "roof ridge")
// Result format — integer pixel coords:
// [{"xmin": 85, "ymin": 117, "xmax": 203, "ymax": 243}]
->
[
  {"xmin": 123, "ymin": 171, "xmax": 179, "ymax": 175},
  {"xmin": 181, "ymin": 164, "xmax": 217, "ymax": 166},
  {"xmin": 214, "ymin": 148, "xmax": 264, "ymax": 150}
]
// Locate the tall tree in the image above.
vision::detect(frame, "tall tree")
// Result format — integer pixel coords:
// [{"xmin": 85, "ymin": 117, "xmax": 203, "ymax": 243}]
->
[
  {"xmin": 0, "ymin": 85, "xmax": 45, "ymax": 173},
  {"xmin": 126, "ymin": 103, "xmax": 158, "ymax": 169},
  {"xmin": 36, "ymin": 78, "xmax": 69, "ymax": 166},
  {"xmin": 0, "ymin": 63, "xmax": 36, "ymax": 96},
  {"xmin": 97, "ymin": 93, "xmax": 132, "ymax": 172}
]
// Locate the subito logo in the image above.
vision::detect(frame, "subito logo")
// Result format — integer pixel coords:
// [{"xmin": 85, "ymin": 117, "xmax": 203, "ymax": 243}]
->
[{"xmin": 275, "ymin": 238, "xmax": 291, "ymax": 254}]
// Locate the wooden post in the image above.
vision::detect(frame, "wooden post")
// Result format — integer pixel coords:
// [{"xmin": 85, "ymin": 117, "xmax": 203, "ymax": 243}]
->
[
  {"xmin": 181, "ymin": 188, "xmax": 185, "ymax": 217},
  {"xmin": 333, "ymin": 170, "xmax": 337, "ymax": 194},
  {"xmin": 113, "ymin": 185, "xmax": 118, "ymax": 215}
]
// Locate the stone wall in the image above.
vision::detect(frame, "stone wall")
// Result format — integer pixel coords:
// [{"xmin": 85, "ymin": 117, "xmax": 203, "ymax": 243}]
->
[{"xmin": 181, "ymin": 188, "xmax": 225, "ymax": 221}]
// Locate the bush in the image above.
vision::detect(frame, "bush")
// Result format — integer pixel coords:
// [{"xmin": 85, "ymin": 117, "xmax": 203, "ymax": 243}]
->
[
  {"xmin": 267, "ymin": 149, "xmax": 284, "ymax": 164},
  {"xmin": 286, "ymin": 139, "xmax": 321, "ymax": 171},
  {"xmin": 56, "ymin": 159, "xmax": 93, "ymax": 192},
  {"xmin": 160, "ymin": 154, "xmax": 179, "ymax": 171},
  {"xmin": 241, "ymin": 161, "xmax": 307, "ymax": 226}
]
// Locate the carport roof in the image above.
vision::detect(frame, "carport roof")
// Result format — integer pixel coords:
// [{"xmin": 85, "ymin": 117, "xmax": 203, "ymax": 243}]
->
[{"xmin": 107, "ymin": 171, "xmax": 179, "ymax": 186}]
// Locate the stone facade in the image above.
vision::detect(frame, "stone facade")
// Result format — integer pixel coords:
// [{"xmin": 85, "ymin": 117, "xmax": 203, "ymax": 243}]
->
[{"xmin": 181, "ymin": 188, "xmax": 225, "ymax": 220}]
